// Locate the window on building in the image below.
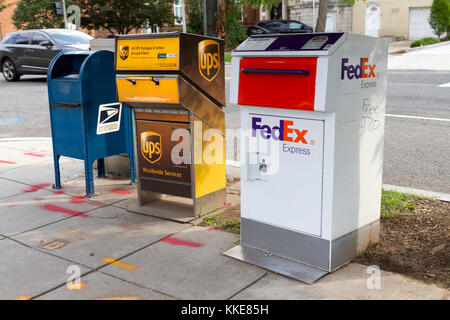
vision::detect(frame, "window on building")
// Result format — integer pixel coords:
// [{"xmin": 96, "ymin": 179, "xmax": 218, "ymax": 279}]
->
[
  {"xmin": 236, "ymin": 0, "xmax": 244, "ymax": 22},
  {"xmin": 174, "ymin": 0, "xmax": 183, "ymax": 25}
]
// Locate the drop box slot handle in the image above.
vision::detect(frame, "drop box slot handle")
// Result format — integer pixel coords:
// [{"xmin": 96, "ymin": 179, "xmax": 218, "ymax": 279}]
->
[
  {"xmin": 126, "ymin": 77, "xmax": 160, "ymax": 86},
  {"xmin": 241, "ymin": 68, "xmax": 310, "ymax": 76}
]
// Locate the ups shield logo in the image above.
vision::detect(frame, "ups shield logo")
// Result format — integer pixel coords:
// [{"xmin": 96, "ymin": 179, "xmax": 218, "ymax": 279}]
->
[
  {"xmin": 119, "ymin": 46, "xmax": 129, "ymax": 61},
  {"xmin": 198, "ymin": 40, "xmax": 220, "ymax": 82},
  {"xmin": 141, "ymin": 132, "xmax": 162, "ymax": 164}
]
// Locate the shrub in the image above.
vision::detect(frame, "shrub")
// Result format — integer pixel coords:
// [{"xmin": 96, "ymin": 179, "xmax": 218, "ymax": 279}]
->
[{"xmin": 410, "ymin": 37, "xmax": 440, "ymax": 48}]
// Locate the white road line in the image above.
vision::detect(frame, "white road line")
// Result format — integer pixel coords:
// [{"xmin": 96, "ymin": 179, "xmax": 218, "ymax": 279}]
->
[
  {"xmin": 438, "ymin": 82, "xmax": 450, "ymax": 87},
  {"xmin": 386, "ymin": 114, "xmax": 450, "ymax": 122}
]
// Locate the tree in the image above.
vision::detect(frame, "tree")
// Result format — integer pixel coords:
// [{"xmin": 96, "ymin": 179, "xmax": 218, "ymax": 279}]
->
[
  {"xmin": 217, "ymin": 0, "xmax": 247, "ymax": 48},
  {"xmin": 315, "ymin": 0, "xmax": 328, "ymax": 32},
  {"xmin": 185, "ymin": 0, "xmax": 203, "ymax": 35},
  {"xmin": 12, "ymin": 0, "xmax": 71, "ymax": 29},
  {"xmin": 240, "ymin": 0, "xmax": 280, "ymax": 11},
  {"xmin": 313, "ymin": 0, "xmax": 365, "ymax": 32},
  {"xmin": 74, "ymin": 0, "xmax": 175, "ymax": 35},
  {"xmin": 1, "ymin": 0, "xmax": 8, "ymax": 12},
  {"xmin": 429, "ymin": 0, "xmax": 450, "ymax": 40}
]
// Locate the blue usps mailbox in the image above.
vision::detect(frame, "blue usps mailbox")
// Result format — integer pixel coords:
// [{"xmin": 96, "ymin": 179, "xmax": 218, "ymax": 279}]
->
[{"xmin": 47, "ymin": 50, "xmax": 135, "ymax": 197}]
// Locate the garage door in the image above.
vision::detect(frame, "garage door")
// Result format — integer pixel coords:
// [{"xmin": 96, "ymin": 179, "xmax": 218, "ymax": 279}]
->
[{"xmin": 409, "ymin": 7, "xmax": 436, "ymax": 40}]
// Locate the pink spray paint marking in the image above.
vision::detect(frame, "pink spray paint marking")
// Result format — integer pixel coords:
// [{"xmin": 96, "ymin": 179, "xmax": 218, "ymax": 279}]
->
[
  {"xmin": 41, "ymin": 204, "xmax": 88, "ymax": 218},
  {"xmin": 71, "ymin": 197, "xmax": 85, "ymax": 204},
  {"xmin": 207, "ymin": 227, "xmax": 215, "ymax": 231},
  {"xmin": 70, "ymin": 194, "xmax": 85, "ymax": 204},
  {"xmin": 224, "ymin": 203, "xmax": 232, "ymax": 209},
  {"xmin": 161, "ymin": 236, "xmax": 203, "ymax": 248},
  {"xmin": 23, "ymin": 183, "xmax": 51, "ymax": 193},
  {"xmin": 0, "ymin": 160, "xmax": 16, "ymax": 164},
  {"xmin": 23, "ymin": 152, "xmax": 45, "ymax": 158},
  {"xmin": 111, "ymin": 189, "xmax": 134, "ymax": 195},
  {"xmin": 53, "ymin": 190, "xmax": 64, "ymax": 195}
]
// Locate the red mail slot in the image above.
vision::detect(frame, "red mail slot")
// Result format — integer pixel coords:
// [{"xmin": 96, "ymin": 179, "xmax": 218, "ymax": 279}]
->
[{"xmin": 238, "ymin": 57, "xmax": 317, "ymax": 111}]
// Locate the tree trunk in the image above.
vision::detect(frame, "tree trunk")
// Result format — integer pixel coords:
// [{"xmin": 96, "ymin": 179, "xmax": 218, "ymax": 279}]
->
[
  {"xmin": 315, "ymin": 0, "xmax": 328, "ymax": 32},
  {"xmin": 282, "ymin": 0, "xmax": 288, "ymax": 19}
]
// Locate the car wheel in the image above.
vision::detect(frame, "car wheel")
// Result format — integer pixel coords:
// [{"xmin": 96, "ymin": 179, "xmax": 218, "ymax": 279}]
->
[{"xmin": 2, "ymin": 58, "xmax": 21, "ymax": 82}]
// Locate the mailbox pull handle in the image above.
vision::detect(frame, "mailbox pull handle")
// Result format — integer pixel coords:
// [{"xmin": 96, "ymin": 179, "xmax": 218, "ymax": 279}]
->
[
  {"xmin": 241, "ymin": 68, "xmax": 309, "ymax": 76},
  {"xmin": 126, "ymin": 77, "xmax": 160, "ymax": 86},
  {"xmin": 151, "ymin": 77, "xmax": 160, "ymax": 86}
]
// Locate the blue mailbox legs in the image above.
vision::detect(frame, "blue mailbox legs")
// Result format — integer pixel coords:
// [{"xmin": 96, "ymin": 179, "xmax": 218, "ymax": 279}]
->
[
  {"xmin": 97, "ymin": 158, "xmax": 106, "ymax": 178},
  {"xmin": 84, "ymin": 160, "xmax": 95, "ymax": 198},
  {"xmin": 53, "ymin": 154, "xmax": 62, "ymax": 190},
  {"xmin": 53, "ymin": 156, "xmax": 134, "ymax": 198},
  {"xmin": 129, "ymin": 153, "xmax": 136, "ymax": 185}
]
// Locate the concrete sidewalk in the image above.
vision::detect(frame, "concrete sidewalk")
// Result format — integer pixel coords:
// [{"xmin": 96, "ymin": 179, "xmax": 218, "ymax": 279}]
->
[{"xmin": 0, "ymin": 139, "xmax": 448, "ymax": 300}]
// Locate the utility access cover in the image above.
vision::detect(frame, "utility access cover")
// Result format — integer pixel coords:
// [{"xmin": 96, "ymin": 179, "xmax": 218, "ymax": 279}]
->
[{"xmin": 40, "ymin": 239, "xmax": 68, "ymax": 250}]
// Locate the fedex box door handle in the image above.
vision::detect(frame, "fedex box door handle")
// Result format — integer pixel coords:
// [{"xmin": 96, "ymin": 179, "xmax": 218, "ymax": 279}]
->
[{"xmin": 241, "ymin": 68, "xmax": 310, "ymax": 76}]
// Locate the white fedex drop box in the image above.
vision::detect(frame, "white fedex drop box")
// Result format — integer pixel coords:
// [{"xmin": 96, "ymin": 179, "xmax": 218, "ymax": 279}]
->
[{"xmin": 224, "ymin": 33, "xmax": 388, "ymax": 283}]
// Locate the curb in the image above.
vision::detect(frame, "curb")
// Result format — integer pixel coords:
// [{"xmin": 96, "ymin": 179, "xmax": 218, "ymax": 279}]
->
[
  {"xmin": 405, "ymin": 40, "xmax": 450, "ymax": 53},
  {"xmin": 390, "ymin": 41, "xmax": 450, "ymax": 55},
  {"xmin": 382, "ymin": 184, "xmax": 450, "ymax": 203}
]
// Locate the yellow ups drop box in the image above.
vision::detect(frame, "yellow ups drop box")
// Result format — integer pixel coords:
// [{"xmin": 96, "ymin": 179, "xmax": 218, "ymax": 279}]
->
[{"xmin": 115, "ymin": 32, "xmax": 226, "ymax": 216}]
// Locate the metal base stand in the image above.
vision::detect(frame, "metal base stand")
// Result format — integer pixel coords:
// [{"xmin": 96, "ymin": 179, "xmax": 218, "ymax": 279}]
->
[{"xmin": 223, "ymin": 244, "xmax": 328, "ymax": 284}]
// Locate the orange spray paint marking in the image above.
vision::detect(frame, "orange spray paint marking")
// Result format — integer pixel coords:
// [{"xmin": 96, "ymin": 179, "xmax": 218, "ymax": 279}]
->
[
  {"xmin": 23, "ymin": 152, "xmax": 45, "ymax": 158},
  {"xmin": 41, "ymin": 204, "xmax": 88, "ymax": 218},
  {"xmin": 161, "ymin": 236, "xmax": 203, "ymax": 248},
  {"xmin": 102, "ymin": 257, "xmax": 138, "ymax": 270},
  {"xmin": 23, "ymin": 183, "xmax": 51, "ymax": 193},
  {"xmin": 98, "ymin": 296, "xmax": 139, "ymax": 300},
  {"xmin": 16, "ymin": 296, "xmax": 31, "ymax": 300},
  {"xmin": 66, "ymin": 282, "xmax": 85, "ymax": 290}
]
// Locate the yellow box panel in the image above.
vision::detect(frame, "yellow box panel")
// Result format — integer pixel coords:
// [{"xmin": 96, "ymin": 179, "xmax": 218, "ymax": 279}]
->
[
  {"xmin": 193, "ymin": 116, "xmax": 226, "ymax": 199},
  {"xmin": 116, "ymin": 38, "xmax": 180, "ymax": 71},
  {"xmin": 116, "ymin": 77, "xmax": 179, "ymax": 104}
]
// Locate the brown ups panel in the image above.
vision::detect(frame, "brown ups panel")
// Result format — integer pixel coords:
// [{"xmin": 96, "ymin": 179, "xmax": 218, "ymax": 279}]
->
[{"xmin": 115, "ymin": 32, "xmax": 226, "ymax": 217}]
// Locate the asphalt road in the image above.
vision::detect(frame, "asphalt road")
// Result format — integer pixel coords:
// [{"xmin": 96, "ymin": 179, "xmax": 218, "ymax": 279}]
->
[{"xmin": 0, "ymin": 69, "xmax": 449, "ymax": 193}]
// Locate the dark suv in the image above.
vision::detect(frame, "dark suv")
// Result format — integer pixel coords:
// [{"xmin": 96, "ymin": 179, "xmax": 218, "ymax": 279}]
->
[
  {"xmin": 248, "ymin": 20, "xmax": 313, "ymax": 36},
  {"xmin": 0, "ymin": 29, "xmax": 93, "ymax": 81}
]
